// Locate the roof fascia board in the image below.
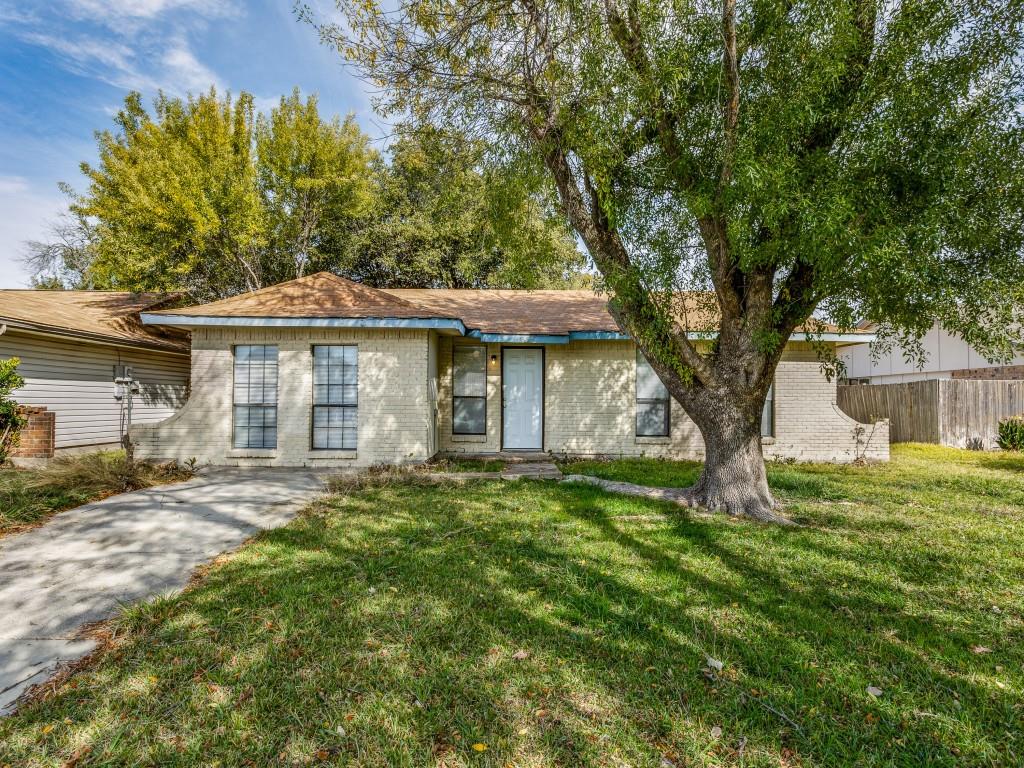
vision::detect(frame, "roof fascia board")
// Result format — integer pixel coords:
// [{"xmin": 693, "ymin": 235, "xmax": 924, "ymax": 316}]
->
[
  {"xmin": 142, "ymin": 313, "xmax": 467, "ymax": 334},
  {"xmin": 140, "ymin": 313, "xmax": 873, "ymax": 344},
  {"xmin": 467, "ymin": 331, "xmax": 572, "ymax": 344},
  {"xmin": 684, "ymin": 331, "xmax": 874, "ymax": 343},
  {"xmin": 569, "ymin": 331, "xmax": 631, "ymax": 341}
]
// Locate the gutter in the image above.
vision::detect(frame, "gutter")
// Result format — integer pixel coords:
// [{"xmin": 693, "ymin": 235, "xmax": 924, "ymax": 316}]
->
[
  {"xmin": 142, "ymin": 313, "xmax": 468, "ymax": 335},
  {"xmin": 140, "ymin": 313, "xmax": 874, "ymax": 345}
]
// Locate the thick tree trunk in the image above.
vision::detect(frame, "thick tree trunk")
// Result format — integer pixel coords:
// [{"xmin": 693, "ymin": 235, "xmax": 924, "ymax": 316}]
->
[{"xmin": 680, "ymin": 397, "xmax": 794, "ymax": 525}]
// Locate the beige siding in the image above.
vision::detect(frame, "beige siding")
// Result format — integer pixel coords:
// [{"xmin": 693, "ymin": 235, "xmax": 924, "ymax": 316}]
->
[
  {"xmin": 133, "ymin": 326, "xmax": 434, "ymax": 467},
  {"xmin": 839, "ymin": 321, "xmax": 1024, "ymax": 383},
  {"xmin": 1, "ymin": 329, "xmax": 189, "ymax": 449}
]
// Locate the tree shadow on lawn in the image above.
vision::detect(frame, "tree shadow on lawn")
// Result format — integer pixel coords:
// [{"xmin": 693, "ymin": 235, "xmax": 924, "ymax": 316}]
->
[{"xmin": 1, "ymin": 481, "xmax": 1018, "ymax": 768}]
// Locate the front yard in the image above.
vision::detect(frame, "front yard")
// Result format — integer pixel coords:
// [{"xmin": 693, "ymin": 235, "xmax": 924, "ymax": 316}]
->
[{"xmin": 0, "ymin": 445, "xmax": 1021, "ymax": 767}]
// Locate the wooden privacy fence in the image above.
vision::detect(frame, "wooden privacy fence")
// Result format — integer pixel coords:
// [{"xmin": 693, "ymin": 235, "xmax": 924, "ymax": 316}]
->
[{"xmin": 838, "ymin": 380, "xmax": 1024, "ymax": 447}]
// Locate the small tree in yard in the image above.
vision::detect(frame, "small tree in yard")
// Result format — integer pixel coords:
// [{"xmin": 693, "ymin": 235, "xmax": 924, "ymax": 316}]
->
[
  {"xmin": 308, "ymin": 0, "xmax": 1024, "ymax": 521},
  {"xmin": 0, "ymin": 358, "xmax": 26, "ymax": 463}
]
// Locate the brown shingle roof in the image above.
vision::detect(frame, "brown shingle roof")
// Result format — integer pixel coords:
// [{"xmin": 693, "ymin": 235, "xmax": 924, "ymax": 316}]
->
[
  {"xmin": 150, "ymin": 273, "xmax": 455, "ymax": 320},
  {"xmin": 381, "ymin": 288, "xmax": 619, "ymax": 334},
  {"xmin": 146, "ymin": 272, "xmax": 869, "ymax": 339},
  {"xmin": 0, "ymin": 290, "xmax": 189, "ymax": 352}
]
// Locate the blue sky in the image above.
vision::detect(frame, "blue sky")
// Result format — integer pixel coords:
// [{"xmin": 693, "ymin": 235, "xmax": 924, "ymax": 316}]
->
[{"xmin": 0, "ymin": 0, "xmax": 377, "ymax": 288}]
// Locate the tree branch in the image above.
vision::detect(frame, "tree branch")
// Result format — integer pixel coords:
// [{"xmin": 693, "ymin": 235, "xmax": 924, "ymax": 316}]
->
[
  {"xmin": 602, "ymin": 0, "xmax": 696, "ymax": 192},
  {"xmin": 533, "ymin": 123, "xmax": 715, "ymax": 385},
  {"xmin": 720, "ymin": 0, "xmax": 740, "ymax": 188}
]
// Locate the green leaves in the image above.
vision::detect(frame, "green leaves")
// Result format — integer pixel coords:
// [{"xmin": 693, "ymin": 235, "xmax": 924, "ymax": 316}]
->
[
  {"xmin": 30, "ymin": 89, "xmax": 586, "ymax": 297},
  {"xmin": 347, "ymin": 126, "xmax": 585, "ymax": 288},
  {"xmin": 0, "ymin": 357, "xmax": 26, "ymax": 463},
  {"xmin": 316, "ymin": 0, "xmax": 1024, "ymax": 358}
]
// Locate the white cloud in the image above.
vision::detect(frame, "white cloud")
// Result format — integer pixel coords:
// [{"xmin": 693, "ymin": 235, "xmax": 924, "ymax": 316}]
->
[
  {"xmin": 0, "ymin": 175, "xmax": 29, "ymax": 195},
  {"xmin": 0, "ymin": 4, "xmax": 40, "ymax": 25},
  {"xmin": 65, "ymin": 0, "xmax": 236, "ymax": 22},
  {"xmin": 19, "ymin": 32, "xmax": 142, "ymax": 85},
  {"xmin": 253, "ymin": 94, "xmax": 283, "ymax": 115},
  {"xmin": 162, "ymin": 38, "xmax": 223, "ymax": 94},
  {"xmin": 7, "ymin": 1, "xmax": 230, "ymax": 98}
]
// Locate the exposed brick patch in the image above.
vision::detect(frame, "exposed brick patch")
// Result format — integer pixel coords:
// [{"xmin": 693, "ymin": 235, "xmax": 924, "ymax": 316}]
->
[
  {"xmin": 951, "ymin": 365, "xmax": 1024, "ymax": 380},
  {"xmin": 12, "ymin": 406, "xmax": 56, "ymax": 459}
]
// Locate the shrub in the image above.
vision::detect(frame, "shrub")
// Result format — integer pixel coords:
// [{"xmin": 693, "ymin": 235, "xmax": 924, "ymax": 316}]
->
[
  {"xmin": 0, "ymin": 357, "xmax": 26, "ymax": 462},
  {"xmin": 24, "ymin": 451, "xmax": 191, "ymax": 495},
  {"xmin": 997, "ymin": 415, "xmax": 1024, "ymax": 452}
]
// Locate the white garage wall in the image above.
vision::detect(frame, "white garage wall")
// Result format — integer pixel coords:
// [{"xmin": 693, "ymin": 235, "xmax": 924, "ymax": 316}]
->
[{"xmin": 839, "ymin": 323, "xmax": 1024, "ymax": 383}]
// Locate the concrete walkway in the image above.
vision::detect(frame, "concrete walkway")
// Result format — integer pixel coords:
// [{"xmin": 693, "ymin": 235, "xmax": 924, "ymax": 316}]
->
[{"xmin": 0, "ymin": 468, "xmax": 324, "ymax": 714}]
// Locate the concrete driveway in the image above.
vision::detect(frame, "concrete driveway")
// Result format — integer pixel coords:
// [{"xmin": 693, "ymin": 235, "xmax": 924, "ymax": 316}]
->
[{"xmin": 0, "ymin": 468, "xmax": 324, "ymax": 714}]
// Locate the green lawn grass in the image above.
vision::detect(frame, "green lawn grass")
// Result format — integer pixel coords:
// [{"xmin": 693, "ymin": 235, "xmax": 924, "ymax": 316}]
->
[
  {"xmin": 0, "ymin": 451, "xmax": 191, "ymax": 538},
  {"xmin": 1, "ymin": 445, "xmax": 1021, "ymax": 767}
]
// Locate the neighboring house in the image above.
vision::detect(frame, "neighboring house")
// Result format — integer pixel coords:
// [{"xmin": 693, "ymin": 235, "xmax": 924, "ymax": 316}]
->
[
  {"xmin": 133, "ymin": 272, "xmax": 887, "ymax": 467},
  {"xmin": 840, "ymin": 322, "xmax": 1024, "ymax": 384},
  {"xmin": 0, "ymin": 290, "xmax": 190, "ymax": 458}
]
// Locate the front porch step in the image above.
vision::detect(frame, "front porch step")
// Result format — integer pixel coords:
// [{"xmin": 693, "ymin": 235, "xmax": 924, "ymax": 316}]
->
[
  {"xmin": 447, "ymin": 451, "xmax": 551, "ymax": 464},
  {"xmin": 500, "ymin": 462, "xmax": 562, "ymax": 480}
]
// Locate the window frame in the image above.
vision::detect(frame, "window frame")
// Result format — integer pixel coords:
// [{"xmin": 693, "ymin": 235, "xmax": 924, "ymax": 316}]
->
[
  {"xmin": 452, "ymin": 344, "xmax": 488, "ymax": 436},
  {"xmin": 232, "ymin": 344, "xmax": 279, "ymax": 450},
  {"xmin": 311, "ymin": 344, "xmax": 359, "ymax": 451},
  {"xmin": 761, "ymin": 382, "xmax": 775, "ymax": 438},
  {"xmin": 635, "ymin": 350, "xmax": 671, "ymax": 438}
]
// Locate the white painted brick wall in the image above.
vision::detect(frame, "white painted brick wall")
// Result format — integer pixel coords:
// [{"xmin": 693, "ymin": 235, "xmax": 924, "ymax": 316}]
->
[
  {"xmin": 136, "ymin": 331, "xmax": 888, "ymax": 467},
  {"xmin": 132, "ymin": 327, "xmax": 433, "ymax": 467},
  {"xmin": 442, "ymin": 340, "xmax": 888, "ymax": 463}
]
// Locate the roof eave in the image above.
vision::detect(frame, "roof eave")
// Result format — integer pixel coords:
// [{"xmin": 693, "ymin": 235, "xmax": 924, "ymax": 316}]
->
[
  {"xmin": 141, "ymin": 313, "xmax": 874, "ymax": 346},
  {"xmin": 141, "ymin": 313, "xmax": 468, "ymax": 334}
]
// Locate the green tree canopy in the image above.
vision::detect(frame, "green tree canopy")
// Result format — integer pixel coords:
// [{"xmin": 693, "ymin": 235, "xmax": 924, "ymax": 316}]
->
[
  {"xmin": 28, "ymin": 89, "xmax": 375, "ymax": 300},
  {"xmin": 348, "ymin": 126, "xmax": 585, "ymax": 287},
  {"xmin": 313, "ymin": 0, "xmax": 1024, "ymax": 520},
  {"xmin": 27, "ymin": 89, "xmax": 587, "ymax": 299}
]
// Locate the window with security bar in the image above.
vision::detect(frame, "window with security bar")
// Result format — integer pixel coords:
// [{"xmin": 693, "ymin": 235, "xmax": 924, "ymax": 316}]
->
[{"xmin": 636, "ymin": 350, "xmax": 671, "ymax": 437}]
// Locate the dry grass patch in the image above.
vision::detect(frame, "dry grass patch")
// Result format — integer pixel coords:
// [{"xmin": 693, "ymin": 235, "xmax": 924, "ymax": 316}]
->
[{"xmin": 0, "ymin": 451, "xmax": 192, "ymax": 537}]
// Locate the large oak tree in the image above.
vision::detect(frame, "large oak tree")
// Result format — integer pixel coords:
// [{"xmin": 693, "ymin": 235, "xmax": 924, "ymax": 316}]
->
[{"xmin": 309, "ymin": 0, "xmax": 1024, "ymax": 521}]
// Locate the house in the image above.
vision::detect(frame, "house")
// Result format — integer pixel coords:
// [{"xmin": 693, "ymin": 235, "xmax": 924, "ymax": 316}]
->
[
  {"xmin": 0, "ymin": 290, "xmax": 190, "ymax": 461},
  {"xmin": 836, "ymin": 321, "xmax": 1024, "ymax": 448},
  {"xmin": 840, "ymin": 322, "xmax": 1024, "ymax": 384},
  {"xmin": 133, "ymin": 272, "xmax": 888, "ymax": 467}
]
